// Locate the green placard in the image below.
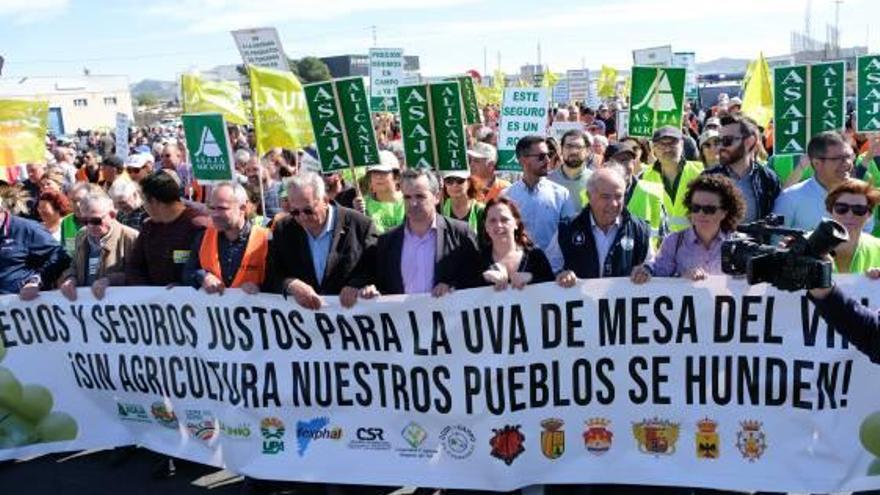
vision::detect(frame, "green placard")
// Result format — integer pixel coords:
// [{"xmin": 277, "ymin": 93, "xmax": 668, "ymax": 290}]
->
[
  {"xmin": 628, "ymin": 66, "xmax": 686, "ymax": 138},
  {"xmin": 809, "ymin": 61, "xmax": 846, "ymax": 135},
  {"xmin": 496, "ymin": 150, "xmax": 521, "ymax": 172},
  {"xmin": 336, "ymin": 77, "xmax": 380, "ymax": 167},
  {"xmin": 303, "ymin": 81, "xmax": 350, "ymax": 171},
  {"xmin": 773, "ymin": 65, "xmax": 809, "ymax": 155},
  {"xmin": 857, "ymin": 54, "xmax": 880, "ymax": 132},
  {"xmin": 430, "ymin": 81, "xmax": 468, "ymax": 172},
  {"xmin": 180, "ymin": 113, "xmax": 234, "ymax": 182},
  {"xmin": 397, "ymin": 82, "xmax": 468, "ymax": 171},
  {"xmin": 303, "ymin": 78, "xmax": 380, "ymax": 172},
  {"xmin": 397, "ymin": 84, "xmax": 436, "ymax": 169},
  {"xmin": 448, "ymin": 76, "xmax": 481, "ymax": 125}
]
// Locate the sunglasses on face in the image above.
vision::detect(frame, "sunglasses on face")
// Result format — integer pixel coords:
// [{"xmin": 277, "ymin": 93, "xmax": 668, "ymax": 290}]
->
[
  {"xmin": 832, "ymin": 202, "xmax": 869, "ymax": 216},
  {"xmin": 689, "ymin": 203, "xmax": 722, "ymax": 215},
  {"xmin": 720, "ymin": 135, "xmax": 744, "ymax": 147},
  {"xmin": 290, "ymin": 207, "xmax": 316, "ymax": 217},
  {"xmin": 444, "ymin": 177, "xmax": 466, "ymax": 185},
  {"xmin": 524, "ymin": 152, "xmax": 550, "ymax": 161},
  {"xmin": 84, "ymin": 216, "xmax": 106, "ymax": 226},
  {"xmin": 126, "ymin": 167, "xmax": 143, "ymax": 174}
]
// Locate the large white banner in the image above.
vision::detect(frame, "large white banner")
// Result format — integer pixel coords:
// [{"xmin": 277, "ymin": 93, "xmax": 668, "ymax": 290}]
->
[{"xmin": 1, "ymin": 277, "xmax": 880, "ymax": 492}]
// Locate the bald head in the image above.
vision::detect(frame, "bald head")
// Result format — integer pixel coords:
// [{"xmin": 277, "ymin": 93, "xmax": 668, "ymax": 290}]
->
[{"xmin": 587, "ymin": 167, "xmax": 626, "ymax": 195}]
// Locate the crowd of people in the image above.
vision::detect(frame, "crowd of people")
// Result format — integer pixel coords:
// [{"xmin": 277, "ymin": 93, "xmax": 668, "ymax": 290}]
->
[{"xmin": 2, "ymin": 94, "xmax": 880, "ymax": 494}]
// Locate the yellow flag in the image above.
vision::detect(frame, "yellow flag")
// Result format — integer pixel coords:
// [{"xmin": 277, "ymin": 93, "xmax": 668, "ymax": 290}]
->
[
  {"xmin": 248, "ymin": 65, "xmax": 315, "ymax": 156},
  {"xmin": 475, "ymin": 85, "xmax": 502, "ymax": 106},
  {"xmin": 598, "ymin": 65, "xmax": 618, "ymax": 98},
  {"xmin": 541, "ymin": 67, "xmax": 559, "ymax": 88},
  {"xmin": 621, "ymin": 76, "xmax": 631, "ymax": 101},
  {"xmin": 493, "ymin": 69, "xmax": 506, "ymax": 90},
  {"xmin": 0, "ymin": 100, "xmax": 48, "ymax": 167},
  {"xmin": 741, "ymin": 52, "xmax": 774, "ymax": 128},
  {"xmin": 181, "ymin": 74, "xmax": 249, "ymax": 125}
]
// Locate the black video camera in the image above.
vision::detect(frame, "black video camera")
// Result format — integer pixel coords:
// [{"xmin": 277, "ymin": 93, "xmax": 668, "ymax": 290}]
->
[{"xmin": 720, "ymin": 215, "xmax": 849, "ymax": 291}]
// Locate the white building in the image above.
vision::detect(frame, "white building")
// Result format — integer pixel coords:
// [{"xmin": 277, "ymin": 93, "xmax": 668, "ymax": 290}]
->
[{"xmin": 0, "ymin": 75, "xmax": 133, "ymax": 135}]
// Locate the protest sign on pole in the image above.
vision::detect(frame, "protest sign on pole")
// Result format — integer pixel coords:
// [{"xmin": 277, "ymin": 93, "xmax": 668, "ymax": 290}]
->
[
  {"xmin": 397, "ymin": 81, "xmax": 468, "ymax": 172},
  {"xmin": 567, "ymin": 69, "xmax": 589, "ymax": 103},
  {"xmin": 181, "ymin": 113, "xmax": 234, "ymax": 182},
  {"xmin": 673, "ymin": 52, "xmax": 698, "ymax": 101},
  {"xmin": 0, "ymin": 100, "xmax": 48, "ymax": 167},
  {"xmin": 497, "ymin": 88, "xmax": 549, "ymax": 170},
  {"xmin": 633, "ymin": 45, "xmax": 673, "ymax": 67},
  {"xmin": 448, "ymin": 75, "xmax": 481, "ymax": 125},
  {"xmin": 231, "ymin": 27, "xmax": 289, "ymax": 73},
  {"xmin": 628, "ymin": 66, "xmax": 686, "ymax": 138},
  {"xmin": 856, "ymin": 54, "xmax": 880, "ymax": 132},
  {"xmin": 548, "ymin": 121, "xmax": 584, "ymax": 142},
  {"xmin": 115, "ymin": 112, "xmax": 129, "ymax": 161},
  {"xmin": 616, "ymin": 110, "xmax": 630, "ymax": 138},
  {"xmin": 181, "ymin": 74, "xmax": 250, "ymax": 125},
  {"xmin": 773, "ymin": 65, "xmax": 809, "ymax": 155},
  {"xmin": 809, "ymin": 61, "xmax": 846, "ymax": 135},
  {"xmin": 248, "ymin": 65, "xmax": 315, "ymax": 156},
  {"xmin": 2, "ymin": 276, "xmax": 880, "ymax": 493},
  {"xmin": 369, "ymin": 48, "xmax": 404, "ymax": 113},
  {"xmin": 304, "ymin": 77, "xmax": 380, "ymax": 175},
  {"xmin": 552, "ymin": 78, "xmax": 570, "ymax": 106}
]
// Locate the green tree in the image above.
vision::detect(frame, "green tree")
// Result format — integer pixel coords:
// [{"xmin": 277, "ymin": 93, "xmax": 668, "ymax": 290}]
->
[
  {"xmin": 286, "ymin": 57, "xmax": 332, "ymax": 83},
  {"xmin": 136, "ymin": 93, "xmax": 159, "ymax": 107}
]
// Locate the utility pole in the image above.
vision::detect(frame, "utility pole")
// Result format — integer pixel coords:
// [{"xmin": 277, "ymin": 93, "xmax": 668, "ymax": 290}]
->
[
  {"xmin": 833, "ymin": 0, "xmax": 844, "ymax": 58},
  {"xmin": 371, "ymin": 25, "xmax": 377, "ymax": 46},
  {"xmin": 483, "ymin": 46, "xmax": 488, "ymax": 78}
]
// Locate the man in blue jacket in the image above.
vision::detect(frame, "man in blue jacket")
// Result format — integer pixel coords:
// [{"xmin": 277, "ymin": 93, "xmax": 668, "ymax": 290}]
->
[{"xmin": 0, "ymin": 185, "xmax": 70, "ymax": 299}]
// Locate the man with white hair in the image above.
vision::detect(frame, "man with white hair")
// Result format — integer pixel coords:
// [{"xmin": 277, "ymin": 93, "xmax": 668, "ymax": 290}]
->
[
  {"xmin": 265, "ymin": 171, "xmax": 377, "ymax": 309},
  {"xmin": 548, "ymin": 166, "xmax": 652, "ymax": 279},
  {"xmin": 108, "ymin": 180, "xmax": 148, "ymax": 231},
  {"xmin": 59, "ymin": 192, "xmax": 139, "ymax": 301},
  {"xmin": 182, "ymin": 182, "xmax": 268, "ymax": 294}
]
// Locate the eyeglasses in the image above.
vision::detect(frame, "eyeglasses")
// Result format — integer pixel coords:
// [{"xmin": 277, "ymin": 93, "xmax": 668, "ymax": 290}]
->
[
  {"xmin": 289, "ymin": 207, "xmax": 316, "ymax": 217},
  {"xmin": 689, "ymin": 203, "xmax": 722, "ymax": 215},
  {"xmin": 444, "ymin": 177, "xmax": 466, "ymax": 185},
  {"xmin": 832, "ymin": 202, "xmax": 870, "ymax": 216},
  {"xmin": 126, "ymin": 167, "xmax": 143, "ymax": 174},
  {"xmin": 524, "ymin": 152, "xmax": 550, "ymax": 161},
  {"xmin": 815, "ymin": 155, "xmax": 854, "ymax": 164},
  {"xmin": 84, "ymin": 216, "xmax": 106, "ymax": 226},
  {"xmin": 719, "ymin": 135, "xmax": 744, "ymax": 147},
  {"xmin": 563, "ymin": 144, "xmax": 586, "ymax": 151},
  {"xmin": 653, "ymin": 139, "xmax": 679, "ymax": 148},
  {"xmin": 702, "ymin": 141, "xmax": 721, "ymax": 149}
]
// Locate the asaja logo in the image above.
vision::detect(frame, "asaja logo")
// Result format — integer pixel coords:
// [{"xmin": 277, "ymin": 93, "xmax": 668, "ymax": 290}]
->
[
  {"xmin": 185, "ymin": 410, "xmax": 217, "ymax": 442},
  {"xmin": 632, "ymin": 417, "xmax": 679, "ymax": 456},
  {"xmin": 583, "ymin": 418, "xmax": 613, "ymax": 456},
  {"xmin": 296, "ymin": 417, "xmax": 342, "ymax": 456},
  {"xmin": 540, "ymin": 418, "xmax": 565, "ymax": 459},
  {"xmin": 736, "ymin": 420, "xmax": 766, "ymax": 462},
  {"xmin": 116, "ymin": 402, "xmax": 150, "ymax": 423},
  {"xmin": 696, "ymin": 418, "xmax": 720, "ymax": 459},
  {"xmin": 439, "ymin": 425, "xmax": 475, "ymax": 460},
  {"xmin": 490, "ymin": 425, "xmax": 525, "ymax": 466},
  {"xmin": 150, "ymin": 401, "xmax": 178, "ymax": 429},
  {"xmin": 401, "ymin": 421, "xmax": 428, "ymax": 449},
  {"xmin": 220, "ymin": 421, "xmax": 253, "ymax": 440},
  {"xmin": 260, "ymin": 417, "xmax": 286, "ymax": 454}
]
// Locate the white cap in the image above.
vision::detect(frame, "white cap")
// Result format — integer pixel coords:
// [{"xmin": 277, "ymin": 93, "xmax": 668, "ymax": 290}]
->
[
  {"xmin": 466, "ymin": 142, "xmax": 497, "ymax": 162},
  {"xmin": 442, "ymin": 170, "xmax": 470, "ymax": 179},
  {"xmin": 367, "ymin": 150, "xmax": 401, "ymax": 173},
  {"xmin": 125, "ymin": 153, "xmax": 153, "ymax": 169}
]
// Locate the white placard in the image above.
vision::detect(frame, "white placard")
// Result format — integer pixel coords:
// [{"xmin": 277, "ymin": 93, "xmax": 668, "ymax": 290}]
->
[{"xmin": 231, "ymin": 27, "xmax": 289, "ymax": 72}]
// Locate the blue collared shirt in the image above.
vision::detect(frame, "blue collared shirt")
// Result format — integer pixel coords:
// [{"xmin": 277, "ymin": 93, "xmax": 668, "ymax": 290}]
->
[
  {"xmin": 307, "ymin": 205, "xmax": 336, "ymax": 284},
  {"xmin": 503, "ymin": 178, "xmax": 576, "ymax": 251}
]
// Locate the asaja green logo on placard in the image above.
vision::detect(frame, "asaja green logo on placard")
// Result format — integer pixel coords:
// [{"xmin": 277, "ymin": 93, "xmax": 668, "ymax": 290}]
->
[
  {"xmin": 628, "ymin": 67, "xmax": 685, "ymax": 138},
  {"xmin": 181, "ymin": 113, "xmax": 234, "ymax": 182}
]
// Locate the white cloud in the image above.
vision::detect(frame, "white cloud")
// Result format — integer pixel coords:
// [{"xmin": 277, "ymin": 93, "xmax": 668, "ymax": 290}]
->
[{"xmin": 0, "ymin": 0, "xmax": 69, "ymax": 23}]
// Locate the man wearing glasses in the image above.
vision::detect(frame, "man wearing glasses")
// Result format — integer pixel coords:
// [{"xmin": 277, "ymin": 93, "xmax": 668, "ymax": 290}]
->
[
  {"xmin": 59, "ymin": 192, "xmax": 138, "ymax": 301},
  {"xmin": 265, "ymin": 171, "xmax": 377, "ymax": 310},
  {"xmin": 549, "ymin": 129, "xmax": 594, "ymax": 215},
  {"xmin": 773, "ymin": 131, "xmax": 872, "ymax": 232},
  {"xmin": 627, "ymin": 126, "xmax": 705, "ymax": 243},
  {"xmin": 503, "ymin": 135, "xmax": 577, "ymax": 253},
  {"xmin": 703, "ymin": 114, "xmax": 781, "ymax": 223}
]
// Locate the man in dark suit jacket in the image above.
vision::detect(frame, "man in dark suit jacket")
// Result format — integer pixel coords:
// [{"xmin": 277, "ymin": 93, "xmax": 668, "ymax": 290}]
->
[
  {"xmin": 362, "ymin": 168, "xmax": 481, "ymax": 298},
  {"xmin": 264, "ymin": 171, "xmax": 377, "ymax": 309}
]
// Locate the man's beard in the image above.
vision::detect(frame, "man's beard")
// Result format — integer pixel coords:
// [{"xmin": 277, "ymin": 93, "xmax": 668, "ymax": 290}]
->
[
  {"xmin": 719, "ymin": 145, "xmax": 745, "ymax": 166},
  {"xmin": 563, "ymin": 156, "xmax": 583, "ymax": 168}
]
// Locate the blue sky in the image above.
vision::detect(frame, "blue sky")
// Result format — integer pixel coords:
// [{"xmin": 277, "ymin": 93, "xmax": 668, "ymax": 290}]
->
[{"xmin": 1, "ymin": 0, "xmax": 877, "ymax": 83}]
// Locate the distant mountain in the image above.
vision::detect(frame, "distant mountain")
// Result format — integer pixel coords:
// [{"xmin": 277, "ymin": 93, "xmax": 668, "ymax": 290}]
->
[
  {"xmin": 696, "ymin": 58, "xmax": 750, "ymax": 75},
  {"xmin": 130, "ymin": 79, "xmax": 178, "ymax": 101}
]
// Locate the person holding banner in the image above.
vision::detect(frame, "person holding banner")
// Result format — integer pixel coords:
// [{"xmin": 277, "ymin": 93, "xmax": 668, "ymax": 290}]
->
[
  {"xmin": 0, "ymin": 185, "xmax": 70, "ymax": 299},
  {"xmin": 630, "ymin": 174, "xmax": 746, "ymax": 283},
  {"xmin": 361, "ymin": 168, "xmax": 481, "ymax": 298},
  {"xmin": 480, "ymin": 196, "xmax": 554, "ymax": 289},
  {"xmin": 825, "ymin": 179, "xmax": 880, "ymax": 276},
  {"xmin": 504, "ymin": 135, "xmax": 577, "ymax": 253},
  {"xmin": 59, "ymin": 192, "xmax": 139, "ymax": 301},
  {"xmin": 549, "ymin": 166, "xmax": 652, "ymax": 281},
  {"xmin": 182, "ymin": 182, "xmax": 268, "ymax": 295},
  {"xmin": 265, "ymin": 171, "xmax": 377, "ymax": 309},
  {"xmin": 441, "ymin": 170, "xmax": 485, "ymax": 235}
]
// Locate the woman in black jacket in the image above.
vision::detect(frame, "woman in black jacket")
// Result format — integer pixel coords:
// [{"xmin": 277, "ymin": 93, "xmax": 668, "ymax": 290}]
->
[{"xmin": 479, "ymin": 196, "xmax": 554, "ymax": 289}]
